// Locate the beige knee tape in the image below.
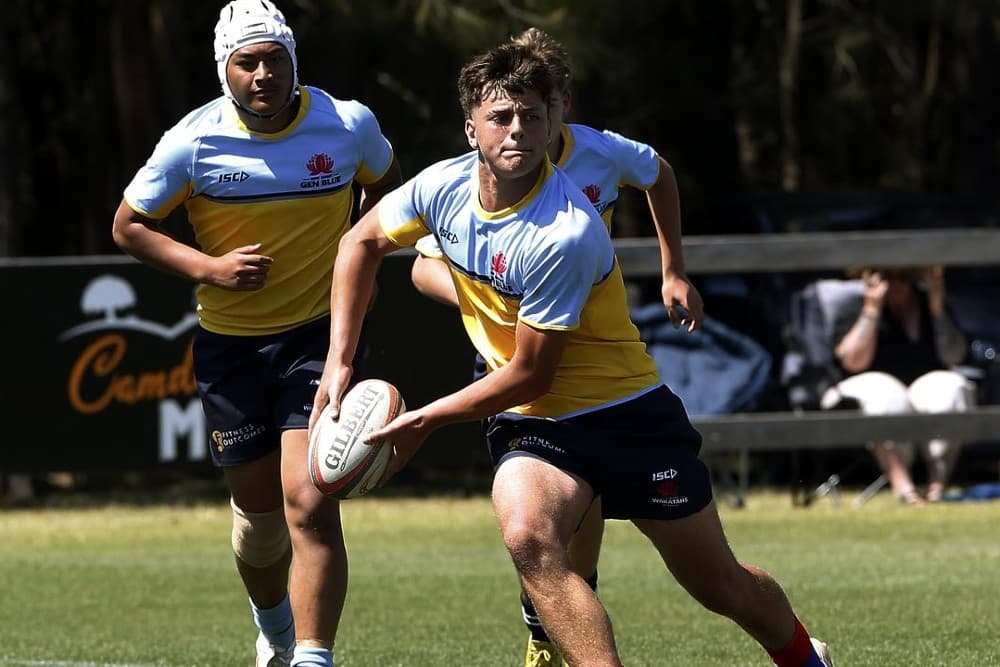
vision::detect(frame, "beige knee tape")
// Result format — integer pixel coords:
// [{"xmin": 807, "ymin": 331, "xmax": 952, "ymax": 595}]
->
[{"xmin": 231, "ymin": 498, "xmax": 291, "ymax": 568}]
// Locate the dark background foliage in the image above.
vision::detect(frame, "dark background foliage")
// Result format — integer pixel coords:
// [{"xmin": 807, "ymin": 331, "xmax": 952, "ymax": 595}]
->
[{"xmin": 1, "ymin": 0, "xmax": 998, "ymax": 257}]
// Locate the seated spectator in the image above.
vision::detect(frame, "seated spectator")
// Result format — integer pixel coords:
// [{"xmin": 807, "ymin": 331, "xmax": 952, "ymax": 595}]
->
[{"xmin": 821, "ymin": 265, "xmax": 975, "ymax": 504}]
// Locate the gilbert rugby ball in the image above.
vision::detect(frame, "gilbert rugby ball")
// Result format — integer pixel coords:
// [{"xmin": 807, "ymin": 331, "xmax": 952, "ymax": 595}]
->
[{"xmin": 308, "ymin": 379, "xmax": 405, "ymax": 499}]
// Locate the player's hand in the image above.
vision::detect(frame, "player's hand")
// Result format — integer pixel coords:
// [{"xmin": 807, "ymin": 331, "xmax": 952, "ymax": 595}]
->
[
  {"xmin": 309, "ymin": 362, "xmax": 353, "ymax": 437},
  {"xmin": 662, "ymin": 273, "xmax": 705, "ymax": 332},
  {"xmin": 206, "ymin": 243, "xmax": 273, "ymax": 291},
  {"xmin": 367, "ymin": 410, "xmax": 432, "ymax": 486}
]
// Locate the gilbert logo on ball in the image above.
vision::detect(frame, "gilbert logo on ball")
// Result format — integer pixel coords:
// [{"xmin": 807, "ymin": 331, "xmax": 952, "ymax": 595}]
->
[{"xmin": 309, "ymin": 379, "xmax": 405, "ymax": 499}]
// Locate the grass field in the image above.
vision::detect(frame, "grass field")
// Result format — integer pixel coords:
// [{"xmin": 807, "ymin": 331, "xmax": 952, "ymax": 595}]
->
[{"xmin": 1, "ymin": 490, "xmax": 999, "ymax": 666}]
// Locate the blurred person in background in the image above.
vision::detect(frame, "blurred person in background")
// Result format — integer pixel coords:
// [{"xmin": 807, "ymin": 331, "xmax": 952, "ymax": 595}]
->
[
  {"xmin": 111, "ymin": 1, "xmax": 401, "ymax": 665},
  {"xmin": 822, "ymin": 265, "xmax": 974, "ymax": 505},
  {"xmin": 408, "ymin": 27, "xmax": 704, "ymax": 667}
]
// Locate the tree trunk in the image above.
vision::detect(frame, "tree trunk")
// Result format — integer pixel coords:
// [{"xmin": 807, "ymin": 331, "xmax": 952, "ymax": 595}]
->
[
  {"xmin": 778, "ymin": 0, "xmax": 803, "ymax": 192},
  {"xmin": 0, "ymin": 34, "xmax": 12, "ymax": 256},
  {"xmin": 949, "ymin": 1, "xmax": 999, "ymax": 204},
  {"xmin": 109, "ymin": 0, "xmax": 157, "ymax": 173},
  {"xmin": 908, "ymin": 0, "xmax": 943, "ymax": 189}
]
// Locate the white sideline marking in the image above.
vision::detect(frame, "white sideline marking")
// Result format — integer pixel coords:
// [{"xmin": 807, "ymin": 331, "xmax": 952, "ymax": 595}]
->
[{"xmin": 1, "ymin": 659, "xmax": 165, "ymax": 667}]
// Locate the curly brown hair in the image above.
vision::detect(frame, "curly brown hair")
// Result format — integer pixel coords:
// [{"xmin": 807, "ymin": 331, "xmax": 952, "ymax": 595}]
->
[
  {"xmin": 457, "ymin": 43, "xmax": 554, "ymax": 119},
  {"xmin": 510, "ymin": 28, "xmax": 571, "ymax": 93}
]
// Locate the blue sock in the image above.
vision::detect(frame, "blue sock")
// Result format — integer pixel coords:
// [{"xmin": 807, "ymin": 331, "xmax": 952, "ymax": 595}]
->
[
  {"xmin": 251, "ymin": 594, "xmax": 294, "ymax": 649},
  {"xmin": 291, "ymin": 646, "xmax": 334, "ymax": 667}
]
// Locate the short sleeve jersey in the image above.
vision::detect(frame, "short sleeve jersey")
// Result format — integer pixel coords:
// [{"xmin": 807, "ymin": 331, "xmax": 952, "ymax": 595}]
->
[
  {"xmin": 123, "ymin": 86, "xmax": 394, "ymax": 335},
  {"xmin": 555, "ymin": 123, "xmax": 660, "ymax": 226},
  {"xmin": 380, "ymin": 156, "xmax": 661, "ymax": 419},
  {"xmin": 414, "ymin": 123, "xmax": 659, "ymax": 262}
]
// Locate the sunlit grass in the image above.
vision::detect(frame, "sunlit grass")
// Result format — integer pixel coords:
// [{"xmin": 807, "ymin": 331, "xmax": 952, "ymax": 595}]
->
[{"xmin": 2, "ymin": 490, "xmax": 999, "ymax": 666}]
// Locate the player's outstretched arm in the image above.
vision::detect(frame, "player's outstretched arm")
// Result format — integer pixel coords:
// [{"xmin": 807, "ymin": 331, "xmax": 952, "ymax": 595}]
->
[
  {"xmin": 369, "ymin": 322, "xmax": 568, "ymax": 483},
  {"xmin": 112, "ymin": 200, "xmax": 273, "ymax": 291},
  {"xmin": 644, "ymin": 157, "xmax": 704, "ymax": 331}
]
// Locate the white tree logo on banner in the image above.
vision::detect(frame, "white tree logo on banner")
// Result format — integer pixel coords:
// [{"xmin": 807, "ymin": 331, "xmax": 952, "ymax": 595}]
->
[
  {"xmin": 57, "ymin": 274, "xmax": 206, "ymax": 463},
  {"xmin": 59, "ymin": 274, "xmax": 198, "ymax": 341}
]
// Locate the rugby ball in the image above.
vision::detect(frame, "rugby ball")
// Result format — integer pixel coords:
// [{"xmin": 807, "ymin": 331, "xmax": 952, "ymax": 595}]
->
[{"xmin": 308, "ymin": 379, "xmax": 405, "ymax": 499}]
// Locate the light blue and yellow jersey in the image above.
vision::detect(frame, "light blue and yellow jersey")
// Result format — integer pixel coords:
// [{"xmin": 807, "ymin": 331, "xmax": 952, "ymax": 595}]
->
[
  {"xmin": 123, "ymin": 85, "xmax": 394, "ymax": 335},
  {"xmin": 553, "ymin": 123, "xmax": 660, "ymax": 227},
  {"xmin": 381, "ymin": 155, "xmax": 661, "ymax": 419},
  {"xmin": 413, "ymin": 123, "xmax": 659, "ymax": 262}
]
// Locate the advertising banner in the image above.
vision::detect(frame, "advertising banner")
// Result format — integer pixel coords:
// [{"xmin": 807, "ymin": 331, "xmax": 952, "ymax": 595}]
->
[
  {"xmin": 0, "ymin": 256, "xmax": 484, "ymax": 474},
  {"xmin": 1, "ymin": 257, "xmax": 207, "ymax": 472}
]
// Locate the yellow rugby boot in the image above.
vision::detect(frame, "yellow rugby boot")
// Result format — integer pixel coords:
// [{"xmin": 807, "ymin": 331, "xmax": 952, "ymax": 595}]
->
[{"xmin": 525, "ymin": 637, "xmax": 567, "ymax": 667}]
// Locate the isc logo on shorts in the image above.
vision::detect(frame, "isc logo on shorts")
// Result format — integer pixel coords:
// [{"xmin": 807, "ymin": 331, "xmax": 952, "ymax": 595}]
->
[{"xmin": 651, "ymin": 469, "xmax": 689, "ymax": 506}]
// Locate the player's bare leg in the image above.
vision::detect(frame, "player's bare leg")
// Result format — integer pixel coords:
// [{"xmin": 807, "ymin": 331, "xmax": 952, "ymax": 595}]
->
[
  {"xmin": 225, "ymin": 449, "xmax": 296, "ymax": 664},
  {"xmin": 520, "ymin": 499, "xmax": 602, "ymax": 666},
  {"xmin": 568, "ymin": 499, "xmax": 603, "ymax": 577},
  {"xmin": 493, "ymin": 456, "xmax": 620, "ymax": 667},
  {"xmin": 226, "ymin": 449, "xmax": 292, "ymax": 606},
  {"xmin": 281, "ymin": 429, "xmax": 348, "ymax": 654},
  {"xmin": 634, "ymin": 501, "xmax": 826, "ymax": 659}
]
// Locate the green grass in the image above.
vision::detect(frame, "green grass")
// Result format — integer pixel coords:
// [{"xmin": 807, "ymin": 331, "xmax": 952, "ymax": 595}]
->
[{"xmin": 2, "ymin": 491, "xmax": 1000, "ymax": 666}]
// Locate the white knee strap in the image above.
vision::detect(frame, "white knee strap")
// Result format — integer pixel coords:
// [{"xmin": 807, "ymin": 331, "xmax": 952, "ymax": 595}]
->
[{"xmin": 231, "ymin": 498, "xmax": 290, "ymax": 568}]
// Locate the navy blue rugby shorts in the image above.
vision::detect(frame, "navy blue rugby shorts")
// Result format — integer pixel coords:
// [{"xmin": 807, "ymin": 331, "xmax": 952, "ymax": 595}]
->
[
  {"xmin": 472, "ymin": 352, "xmax": 488, "ymax": 382},
  {"xmin": 193, "ymin": 315, "xmax": 366, "ymax": 467},
  {"xmin": 485, "ymin": 385, "xmax": 712, "ymax": 520}
]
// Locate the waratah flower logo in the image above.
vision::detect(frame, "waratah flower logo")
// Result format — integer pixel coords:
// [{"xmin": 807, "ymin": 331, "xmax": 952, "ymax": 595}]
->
[
  {"xmin": 491, "ymin": 251, "xmax": 507, "ymax": 276},
  {"xmin": 307, "ymin": 153, "xmax": 334, "ymax": 175}
]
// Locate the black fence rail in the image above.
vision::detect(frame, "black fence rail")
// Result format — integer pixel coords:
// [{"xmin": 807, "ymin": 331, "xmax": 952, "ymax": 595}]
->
[
  {"xmin": 623, "ymin": 228, "xmax": 1000, "ymax": 501},
  {"xmin": 2, "ymin": 229, "xmax": 998, "ymax": 488}
]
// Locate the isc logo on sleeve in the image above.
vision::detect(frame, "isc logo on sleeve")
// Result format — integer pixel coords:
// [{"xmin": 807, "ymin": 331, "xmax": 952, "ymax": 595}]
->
[{"xmin": 218, "ymin": 171, "xmax": 250, "ymax": 183}]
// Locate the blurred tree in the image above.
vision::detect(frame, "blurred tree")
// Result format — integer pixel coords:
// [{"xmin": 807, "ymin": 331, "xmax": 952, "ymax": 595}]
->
[
  {"xmin": 779, "ymin": 0, "xmax": 804, "ymax": 191},
  {"xmin": 1, "ymin": 1, "xmax": 128, "ymax": 255},
  {"xmin": 0, "ymin": 0, "xmax": 997, "ymax": 257},
  {"xmin": 0, "ymin": 6, "xmax": 13, "ymax": 256},
  {"xmin": 733, "ymin": 0, "xmax": 1000, "ymax": 200}
]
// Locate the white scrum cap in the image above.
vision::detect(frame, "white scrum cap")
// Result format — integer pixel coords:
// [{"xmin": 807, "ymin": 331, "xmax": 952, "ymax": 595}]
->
[{"xmin": 213, "ymin": 0, "xmax": 298, "ymax": 105}]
